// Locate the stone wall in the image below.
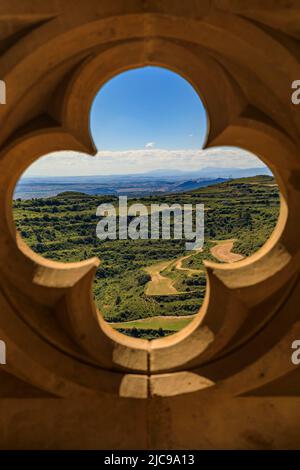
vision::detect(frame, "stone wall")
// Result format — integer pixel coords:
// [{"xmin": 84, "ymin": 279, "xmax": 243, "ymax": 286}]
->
[{"xmin": 0, "ymin": 0, "xmax": 299, "ymax": 449}]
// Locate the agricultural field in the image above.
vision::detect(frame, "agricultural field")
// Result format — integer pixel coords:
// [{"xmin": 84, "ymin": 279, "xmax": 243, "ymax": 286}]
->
[{"xmin": 13, "ymin": 175, "xmax": 280, "ymax": 339}]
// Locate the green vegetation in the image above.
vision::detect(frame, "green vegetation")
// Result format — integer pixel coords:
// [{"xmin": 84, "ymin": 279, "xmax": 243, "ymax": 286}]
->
[{"xmin": 13, "ymin": 175, "xmax": 280, "ymax": 338}]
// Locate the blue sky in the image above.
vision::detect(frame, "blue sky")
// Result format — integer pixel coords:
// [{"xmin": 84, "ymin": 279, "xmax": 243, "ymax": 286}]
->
[
  {"xmin": 90, "ymin": 66, "xmax": 207, "ymax": 150},
  {"xmin": 23, "ymin": 66, "xmax": 266, "ymax": 177}
]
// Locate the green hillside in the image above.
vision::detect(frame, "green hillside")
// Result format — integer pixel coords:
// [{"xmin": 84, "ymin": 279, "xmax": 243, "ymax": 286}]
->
[{"xmin": 13, "ymin": 175, "xmax": 280, "ymax": 338}]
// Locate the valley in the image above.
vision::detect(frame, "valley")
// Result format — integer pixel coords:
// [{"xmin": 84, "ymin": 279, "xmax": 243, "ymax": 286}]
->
[{"xmin": 13, "ymin": 174, "xmax": 280, "ymax": 339}]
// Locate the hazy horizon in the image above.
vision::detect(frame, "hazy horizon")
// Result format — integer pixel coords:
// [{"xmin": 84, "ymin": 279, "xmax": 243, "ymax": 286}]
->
[
  {"xmin": 21, "ymin": 147, "xmax": 268, "ymax": 178},
  {"xmin": 20, "ymin": 163, "xmax": 270, "ymax": 179}
]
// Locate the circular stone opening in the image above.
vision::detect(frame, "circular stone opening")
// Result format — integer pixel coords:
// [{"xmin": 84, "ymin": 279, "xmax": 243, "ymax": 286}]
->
[{"xmin": 12, "ymin": 66, "xmax": 280, "ymax": 342}]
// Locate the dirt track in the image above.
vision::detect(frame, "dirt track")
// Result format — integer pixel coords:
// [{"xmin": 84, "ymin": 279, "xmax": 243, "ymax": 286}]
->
[
  {"xmin": 145, "ymin": 247, "xmax": 204, "ymax": 295},
  {"xmin": 145, "ymin": 261, "xmax": 178, "ymax": 295},
  {"xmin": 175, "ymin": 249, "xmax": 203, "ymax": 276},
  {"xmin": 210, "ymin": 240, "xmax": 244, "ymax": 263}
]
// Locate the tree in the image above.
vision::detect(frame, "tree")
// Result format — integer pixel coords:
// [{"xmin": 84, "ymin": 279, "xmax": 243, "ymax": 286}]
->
[{"xmin": 137, "ymin": 273, "xmax": 151, "ymax": 286}]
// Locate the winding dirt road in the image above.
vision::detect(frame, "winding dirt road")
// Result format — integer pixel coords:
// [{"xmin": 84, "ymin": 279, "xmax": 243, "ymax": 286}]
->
[
  {"xmin": 175, "ymin": 249, "xmax": 203, "ymax": 276},
  {"xmin": 210, "ymin": 240, "xmax": 244, "ymax": 263},
  {"xmin": 145, "ymin": 247, "xmax": 204, "ymax": 296},
  {"xmin": 145, "ymin": 260, "xmax": 178, "ymax": 295}
]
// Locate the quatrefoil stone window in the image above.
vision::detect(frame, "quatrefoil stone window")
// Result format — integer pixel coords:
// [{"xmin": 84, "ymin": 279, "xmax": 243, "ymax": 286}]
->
[{"xmin": 0, "ymin": 10, "xmax": 299, "ymax": 402}]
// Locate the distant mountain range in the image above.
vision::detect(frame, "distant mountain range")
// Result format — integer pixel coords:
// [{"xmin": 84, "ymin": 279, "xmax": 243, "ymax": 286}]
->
[
  {"xmin": 144, "ymin": 166, "xmax": 271, "ymax": 179},
  {"xmin": 14, "ymin": 167, "xmax": 271, "ymax": 199}
]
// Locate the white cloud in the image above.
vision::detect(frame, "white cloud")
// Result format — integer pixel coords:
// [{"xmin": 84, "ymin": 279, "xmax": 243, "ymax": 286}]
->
[
  {"xmin": 145, "ymin": 142, "xmax": 155, "ymax": 149},
  {"xmin": 22, "ymin": 147, "xmax": 267, "ymax": 177}
]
